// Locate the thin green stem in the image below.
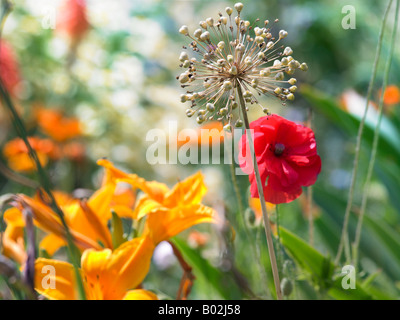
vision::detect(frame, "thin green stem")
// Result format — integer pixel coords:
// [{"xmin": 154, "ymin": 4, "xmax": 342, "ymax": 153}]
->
[
  {"xmin": 0, "ymin": 82, "xmax": 86, "ymax": 300},
  {"xmin": 227, "ymin": 140, "xmax": 245, "ymax": 215},
  {"xmin": 275, "ymin": 204, "xmax": 284, "ymax": 272},
  {"xmin": 335, "ymin": 0, "xmax": 393, "ymax": 265},
  {"xmin": 307, "ymin": 187, "xmax": 314, "ymax": 246},
  {"xmin": 237, "ymin": 81, "xmax": 283, "ymax": 300},
  {"xmin": 352, "ymin": 0, "xmax": 399, "ymax": 266},
  {"xmin": 227, "ymin": 153, "xmax": 265, "ymax": 284},
  {"xmin": 306, "ymin": 109, "xmax": 314, "ymax": 247},
  {"xmin": 0, "ymin": 4, "xmax": 86, "ymax": 298}
]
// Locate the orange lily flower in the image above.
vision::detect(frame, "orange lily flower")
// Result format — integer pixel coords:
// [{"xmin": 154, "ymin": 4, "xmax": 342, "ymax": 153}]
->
[
  {"xmin": 35, "ymin": 107, "xmax": 82, "ymax": 142},
  {"xmin": 4, "ymin": 163, "xmax": 137, "ymax": 256},
  {"xmin": 2, "ymin": 137, "xmax": 60, "ymax": 172},
  {"xmin": 1, "ymin": 207, "xmax": 27, "ymax": 265},
  {"xmin": 34, "ymin": 235, "xmax": 157, "ymax": 300},
  {"xmin": 97, "ymin": 159, "xmax": 217, "ymax": 245},
  {"xmin": 133, "ymin": 171, "xmax": 217, "ymax": 245},
  {"xmin": 382, "ymin": 85, "xmax": 400, "ymax": 105}
]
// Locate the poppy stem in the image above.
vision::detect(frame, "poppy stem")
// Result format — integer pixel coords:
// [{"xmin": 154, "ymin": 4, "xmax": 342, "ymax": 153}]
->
[
  {"xmin": 236, "ymin": 81, "xmax": 283, "ymax": 300},
  {"xmin": 335, "ymin": 0, "xmax": 393, "ymax": 266},
  {"xmin": 306, "ymin": 109, "xmax": 314, "ymax": 247},
  {"xmin": 352, "ymin": 0, "xmax": 399, "ymax": 267}
]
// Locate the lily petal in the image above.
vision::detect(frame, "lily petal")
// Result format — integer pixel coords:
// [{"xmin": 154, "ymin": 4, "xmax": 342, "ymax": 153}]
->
[
  {"xmin": 81, "ymin": 236, "xmax": 155, "ymax": 300},
  {"xmin": 163, "ymin": 172, "xmax": 207, "ymax": 208},
  {"xmin": 145, "ymin": 204, "xmax": 217, "ymax": 245},
  {"xmin": 34, "ymin": 258, "xmax": 78, "ymax": 300},
  {"xmin": 122, "ymin": 289, "xmax": 158, "ymax": 300}
]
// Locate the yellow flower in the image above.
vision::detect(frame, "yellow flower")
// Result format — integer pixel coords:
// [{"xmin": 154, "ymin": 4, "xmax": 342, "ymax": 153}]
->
[
  {"xmin": 4, "ymin": 159, "xmax": 216, "ymax": 265},
  {"xmin": 98, "ymin": 159, "xmax": 218, "ymax": 245},
  {"xmin": 2, "ymin": 137, "xmax": 59, "ymax": 172},
  {"xmin": 3, "ymin": 161, "xmax": 139, "ymax": 256},
  {"xmin": 1, "ymin": 207, "xmax": 26, "ymax": 265},
  {"xmin": 34, "ymin": 235, "xmax": 157, "ymax": 300},
  {"xmin": 134, "ymin": 171, "xmax": 217, "ymax": 245}
]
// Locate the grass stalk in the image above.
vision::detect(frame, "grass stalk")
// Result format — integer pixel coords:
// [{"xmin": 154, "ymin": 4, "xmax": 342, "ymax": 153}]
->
[
  {"xmin": 335, "ymin": 0, "xmax": 393, "ymax": 265},
  {"xmin": 352, "ymin": 0, "xmax": 399, "ymax": 266}
]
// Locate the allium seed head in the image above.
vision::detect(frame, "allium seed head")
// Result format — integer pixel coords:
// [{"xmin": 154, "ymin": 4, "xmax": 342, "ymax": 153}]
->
[{"xmin": 177, "ymin": 2, "xmax": 306, "ymax": 127}]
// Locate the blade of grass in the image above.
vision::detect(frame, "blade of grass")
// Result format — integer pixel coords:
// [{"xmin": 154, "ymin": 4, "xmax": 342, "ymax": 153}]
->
[
  {"xmin": 0, "ymin": 3, "xmax": 86, "ymax": 299},
  {"xmin": 352, "ymin": 0, "xmax": 400, "ymax": 266},
  {"xmin": 335, "ymin": 0, "xmax": 393, "ymax": 265}
]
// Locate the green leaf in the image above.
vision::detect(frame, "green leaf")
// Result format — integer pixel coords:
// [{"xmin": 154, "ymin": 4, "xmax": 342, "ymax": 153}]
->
[
  {"xmin": 328, "ymin": 277, "xmax": 373, "ymax": 300},
  {"xmin": 301, "ymin": 85, "xmax": 400, "ymax": 158},
  {"xmin": 363, "ymin": 215, "xmax": 400, "ymax": 268},
  {"xmin": 111, "ymin": 211, "xmax": 125, "ymax": 249},
  {"xmin": 279, "ymin": 227, "xmax": 376, "ymax": 299},
  {"xmin": 279, "ymin": 227, "xmax": 335, "ymax": 289}
]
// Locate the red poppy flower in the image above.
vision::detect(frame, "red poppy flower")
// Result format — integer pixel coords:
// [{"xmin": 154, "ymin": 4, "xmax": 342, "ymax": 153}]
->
[
  {"xmin": 0, "ymin": 41, "xmax": 21, "ymax": 95},
  {"xmin": 57, "ymin": 0, "xmax": 89, "ymax": 40},
  {"xmin": 239, "ymin": 115, "xmax": 321, "ymax": 204}
]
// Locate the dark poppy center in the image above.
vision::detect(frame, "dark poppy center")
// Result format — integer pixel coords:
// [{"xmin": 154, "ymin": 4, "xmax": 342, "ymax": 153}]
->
[{"xmin": 274, "ymin": 143, "xmax": 285, "ymax": 156}]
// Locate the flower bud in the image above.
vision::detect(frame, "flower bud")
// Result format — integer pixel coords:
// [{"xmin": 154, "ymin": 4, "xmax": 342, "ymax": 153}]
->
[
  {"xmin": 180, "ymin": 94, "xmax": 189, "ymax": 103},
  {"xmin": 200, "ymin": 31, "xmax": 210, "ymax": 41},
  {"xmin": 193, "ymin": 28, "xmax": 202, "ymax": 38},
  {"xmin": 234, "ymin": 2, "xmax": 244, "ymax": 12},
  {"xmin": 186, "ymin": 109, "xmax": 195, "ymax": 117},
  {"xmin": 179, "ymin": 25, "xmax": 189, "ymax": 35},
  {"xmin": 235, "ymin": 119, "xmax": 243, "ymax": 127},
  {"xmin": 244, "ymin": 207, "xmax": 257, "ymax": 228},
  {"xmin": 179, "ymin": 73, "xmax": 189, "ymax": 83},
  {"xmin": 223, "ymin": 80, "xmax": 233, "ymax": 90},
  {"xmin": 280, "ymin": 278, "xmax": 293, "ymax": 297},
  {"xmin": 206, "ymin": 103, "xmax": 215, "ymax": 112},
  {"xmin": 196, "ymin": 115, "xmax": 205, "ymax": 124},
  {"xmin": 179, "ymin": 51, "xmax": 189, "ymax": 62},
  {"xmin": 300, "ymin": 62, "xmax": 308, "ymax": 71},
  {"xmin": 279, "ymin": 30, "xmax": 288, "ymax": 39},
  {"xmin": 223, "ymin": 123, "xmax": 232, "ymax": 132},
  {"xmin": 283, "ymin": 46, "xmax": 293, "ymax": 56},
  {"xmin": 286, "ymin": 93, "xmax": 295, "ymax": 100}
]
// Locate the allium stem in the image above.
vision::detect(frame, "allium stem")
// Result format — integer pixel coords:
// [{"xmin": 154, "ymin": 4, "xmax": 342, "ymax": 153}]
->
[
  {"xmin": 335, "ymin": 0, "xmax": 393, "ymax": 266},
  {"xmin": 352, "ymin": 0, "xmax": 399, "ymax": 267},
  {"xmin": 227, "ymin": 154, "xmax": 269, "ymax": 296},
  {"xmin": 237, "ymin": 82, "xmax": 283, "ymax": 300}
]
